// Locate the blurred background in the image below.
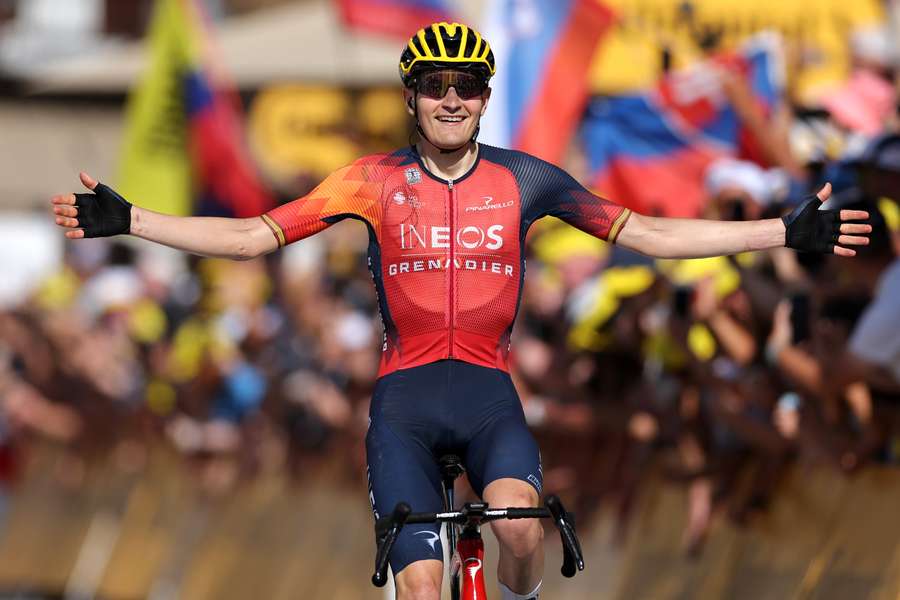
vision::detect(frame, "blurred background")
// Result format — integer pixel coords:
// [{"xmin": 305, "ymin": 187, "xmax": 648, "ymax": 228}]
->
[{"xmin": 1, "ymin": 0, "xmax": 900, "ymax": 598}]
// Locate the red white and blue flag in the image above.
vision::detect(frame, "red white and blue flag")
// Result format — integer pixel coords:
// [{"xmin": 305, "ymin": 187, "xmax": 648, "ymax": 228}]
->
[
  {"xmin": 479, "ymin": 0, "xmax": 615, "ymax": 166},
  {"xmin": 118, "ymin": 0, "xmax": 273, "ymax": 218},
  {"xmin": 184, "ymin": 69, "xmax": 273, "ymax": 218},
  {"xmin": 581, "ymin": 35, "xmax": 785, "ymax": 217},
  {"xmin": 336, "ymin": 0, "xmax": 457, "ymax": 38},
  {"xmin": 185, "ymin": 3, "xmax": 273, "ymax": 217}
]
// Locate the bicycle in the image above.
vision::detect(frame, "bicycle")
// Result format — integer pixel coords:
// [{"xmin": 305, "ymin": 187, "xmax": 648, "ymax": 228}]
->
[{"xmin": 372, "ymin": 454, "xmax": 584, "ymax": 599}]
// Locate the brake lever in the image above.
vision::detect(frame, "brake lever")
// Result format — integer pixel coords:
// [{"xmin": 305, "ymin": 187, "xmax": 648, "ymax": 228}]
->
[
  {"xmin": 559, "ymin": 517, "xmax": 584, "ymax": 577},
  {"xmin": 545, "ymin": 495, "xmax": 585, "ymax": 577},
  {"xmin": 372, "ymin": 502, "xmax": 411, "ymax": 587}
]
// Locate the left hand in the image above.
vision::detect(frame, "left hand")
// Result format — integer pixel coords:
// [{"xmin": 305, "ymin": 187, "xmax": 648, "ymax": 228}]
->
[
  {"xmin": 782, "ymin": 183, "xmax": 872, "ymax": 256},
  {"xmin": 51, "ymin": 172, "xmax": 132, "ymax": 239}
]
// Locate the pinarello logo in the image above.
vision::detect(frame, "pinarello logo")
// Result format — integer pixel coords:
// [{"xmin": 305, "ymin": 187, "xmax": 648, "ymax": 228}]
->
[
  {"xmin": 466, "ymin": 196, "xmax": 514, "ymax": 212},
  {"xmin": 414, "ymin": 530, "xmax": 441, "ymax": 552},
  {"xmin": 465, "ymin": 557, "xmax": 482, "ymax": 583}
]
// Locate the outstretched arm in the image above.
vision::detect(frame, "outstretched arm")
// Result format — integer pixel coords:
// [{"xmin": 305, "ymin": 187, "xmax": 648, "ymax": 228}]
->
[
  {"xmin": 51, "ymin": 173, "xmax": 278, "ymax": 260},
  {"xmin": 615, "ymin": 184, "xmax": 871, "ymax": 259}
]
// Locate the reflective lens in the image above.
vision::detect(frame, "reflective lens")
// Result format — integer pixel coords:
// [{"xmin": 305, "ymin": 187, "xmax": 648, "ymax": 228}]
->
[{"xmin": 416, "ymin": 70, "xmax": 486, "ymax": 100}]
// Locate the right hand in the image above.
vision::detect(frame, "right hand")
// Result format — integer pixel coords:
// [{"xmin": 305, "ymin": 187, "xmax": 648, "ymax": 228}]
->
[
  {"xmin": 782, "ymin": 183, "xmax": 871, "ymax": 256},
  {"xmin": 51, "ymin": 172, "xmax": 132, "ymax": 239}
]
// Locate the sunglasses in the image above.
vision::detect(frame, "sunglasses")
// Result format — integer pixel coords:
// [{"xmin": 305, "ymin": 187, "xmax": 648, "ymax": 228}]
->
[{"xmin": 415, "ymin": 70, "xmax": 487, "ymax": 100}]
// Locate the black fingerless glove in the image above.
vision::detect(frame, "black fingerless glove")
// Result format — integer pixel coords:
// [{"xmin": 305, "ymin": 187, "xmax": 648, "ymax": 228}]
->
[
  {"xmin": 74, "ymin": 183, "xmax": 132, "ymax": 238},
  {"xmin": 782, "ymin": 195, "xmax": 840, "ymax": 253}
]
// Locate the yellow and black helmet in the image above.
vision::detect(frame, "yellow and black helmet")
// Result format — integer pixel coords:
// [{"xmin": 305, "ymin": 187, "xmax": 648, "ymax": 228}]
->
[{"xmin": 399, "ymin": 22, "xmax": 495, "ymax": 87}]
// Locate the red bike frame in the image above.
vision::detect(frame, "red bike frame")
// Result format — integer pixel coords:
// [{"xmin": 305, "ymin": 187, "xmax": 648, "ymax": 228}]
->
[{"xmin": 456, "ymin": 535, "xmax": 487, "ymax": 600}]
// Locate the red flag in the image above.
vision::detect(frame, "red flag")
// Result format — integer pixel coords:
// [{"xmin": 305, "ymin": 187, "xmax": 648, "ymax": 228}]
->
[{"xmin": 336, "ymin": 0, "xmax": 456, "ymax": 38}]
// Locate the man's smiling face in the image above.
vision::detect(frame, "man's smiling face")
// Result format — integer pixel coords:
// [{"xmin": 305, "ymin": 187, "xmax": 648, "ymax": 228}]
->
[{"xmin": 405, "ymin": 79, "xmax": 491, "ymax": 151}]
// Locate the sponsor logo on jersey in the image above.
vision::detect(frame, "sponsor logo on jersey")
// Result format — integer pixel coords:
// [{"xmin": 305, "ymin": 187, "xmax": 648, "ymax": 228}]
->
[
  {"xmin": 387, "ymin": 258, "xmax": 515, "ymax": 277},
  {"xmin": 392, "ymin": 191, "xmax": 422, "ymax": 208},
  {"xmin": 390, "ymin": 223, "xmax": 515, "ymax": 277},
  {"xmin": 414, "ymin": 530, "xmax": 442, "ymax": 553},
  {"xmin": 405, "ymin": 167, "xmax": 421, "ymax": 185},
  {"xmin": 399, "ymin": 224, "xmax": 505, "ymax": 250},
  {"xmin": 465, "ymin": 196, "xmax": 514, "ymax": 212}
]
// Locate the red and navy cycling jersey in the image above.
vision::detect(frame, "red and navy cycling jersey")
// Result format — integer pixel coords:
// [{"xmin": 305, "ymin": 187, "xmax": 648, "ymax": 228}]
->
[{"xmin": 262, "ymin": 144, "xmax": 631, "ymax": 377}]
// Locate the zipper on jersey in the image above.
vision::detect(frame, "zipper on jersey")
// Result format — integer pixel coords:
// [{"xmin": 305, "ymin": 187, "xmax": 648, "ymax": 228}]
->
[{"xmin": 448, "ymin": 178, "xmax": 455, "ymax": 359}]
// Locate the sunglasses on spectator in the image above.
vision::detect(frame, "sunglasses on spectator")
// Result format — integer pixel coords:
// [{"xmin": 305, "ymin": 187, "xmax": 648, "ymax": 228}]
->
[{"xmin": 416, "ymin": 70, "xmax": 487, "ymax": 100}]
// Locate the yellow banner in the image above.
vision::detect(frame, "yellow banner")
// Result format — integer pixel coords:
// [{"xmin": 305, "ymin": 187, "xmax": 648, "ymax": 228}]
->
[
  {"xmin": 247, "ymin": 86, "xmax": 408, "ymax": 183},
  {"xmin": 590, "ymin": 0, "xmax": 885, "ymax": 104}
]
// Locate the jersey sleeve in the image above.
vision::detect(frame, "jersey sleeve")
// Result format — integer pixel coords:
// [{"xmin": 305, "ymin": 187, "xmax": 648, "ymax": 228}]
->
[
  {"xmin": 512, "ymin": 150, "xmax": 632, "ymax": 243},
  {"xmin": 261, "ymin": 157, "xmax": 388, "ymax": 247}
]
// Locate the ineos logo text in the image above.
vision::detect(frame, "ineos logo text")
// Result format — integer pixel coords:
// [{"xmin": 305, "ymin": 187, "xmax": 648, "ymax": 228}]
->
[{"xmin": 399, "ymin": 224, "xmax": 504, "ymax": 250}]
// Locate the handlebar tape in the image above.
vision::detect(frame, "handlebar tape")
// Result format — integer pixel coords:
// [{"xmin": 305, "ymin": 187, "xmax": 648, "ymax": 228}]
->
[
  {"xmin": 372, "ymin": 502, "xmax": 411, "ymax": 587},
  {"xmin": 545, "ymin": 495, "xmax": 585, "ymax": 577}
]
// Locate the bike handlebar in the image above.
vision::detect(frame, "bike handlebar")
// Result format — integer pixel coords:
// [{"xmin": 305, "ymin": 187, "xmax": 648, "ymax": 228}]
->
[
  {"xmin": 371, "ymin": 495, "xmax": 584, "ymax": 586},
  {"xmin": 545, "ymin": 495, "xmax": 584, "ymax": 577},
  {"xmin": 372, "ymin": 502, "xmax": 411, "ymax": 587}
]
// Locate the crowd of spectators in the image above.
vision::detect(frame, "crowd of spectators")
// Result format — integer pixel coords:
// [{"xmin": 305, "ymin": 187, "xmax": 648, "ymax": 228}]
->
[{"xmin": 2, "ymin": 27, "xmax": 900, "ymax": 560}]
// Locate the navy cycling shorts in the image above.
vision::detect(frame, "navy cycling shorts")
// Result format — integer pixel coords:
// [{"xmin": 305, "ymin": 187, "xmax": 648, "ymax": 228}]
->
[{"xmin": 365, "ymin": 359, "xmax": 543, "ymax": 575}]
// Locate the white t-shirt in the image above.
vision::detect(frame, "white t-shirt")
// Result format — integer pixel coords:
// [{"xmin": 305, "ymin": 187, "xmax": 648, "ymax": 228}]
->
[{"xmin": 849, "ymin": 258, "xmax": 900, "ymax": 383}]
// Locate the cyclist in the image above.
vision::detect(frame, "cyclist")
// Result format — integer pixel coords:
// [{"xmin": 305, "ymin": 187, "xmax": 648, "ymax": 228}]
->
[{"xmin": 51, "ymin": 22, "xmax": 871, "ymax": 600}]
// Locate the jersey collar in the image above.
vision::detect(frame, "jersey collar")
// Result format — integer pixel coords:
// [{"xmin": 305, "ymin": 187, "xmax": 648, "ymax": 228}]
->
[{"xmin": 410, "ymin": 143, "xmax": 482, "ymax": 186}]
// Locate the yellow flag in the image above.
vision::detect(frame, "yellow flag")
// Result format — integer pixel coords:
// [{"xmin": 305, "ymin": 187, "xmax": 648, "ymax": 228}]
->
[{"xmin": 117, "ymin": 0, "xmax": 200, "ymax": 216}]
